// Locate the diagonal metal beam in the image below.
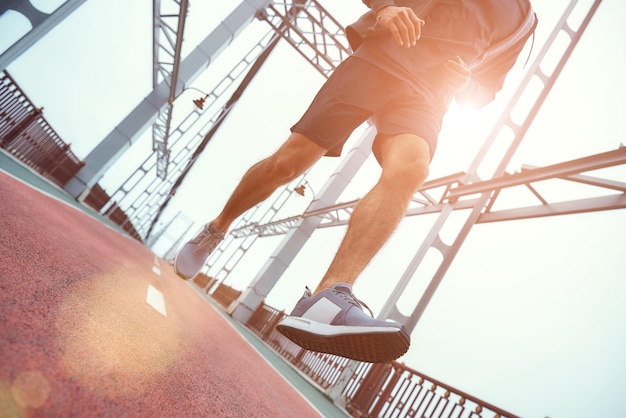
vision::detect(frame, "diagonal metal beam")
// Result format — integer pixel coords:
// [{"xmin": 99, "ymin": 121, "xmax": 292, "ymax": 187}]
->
[
  {"xmin": 0, "ymin": 0, "xmax": 88, "ymax": 71},
  {"xmin": 479, "ymin": 194, "xmax": 626, "ymax": 223},
  {"xmin": 523, "ymin": 165, "xmax": 626, "ymax": 192},
  {"xmin": 448, "ymin": 146, "xmax": 626, "ymax": 200}
]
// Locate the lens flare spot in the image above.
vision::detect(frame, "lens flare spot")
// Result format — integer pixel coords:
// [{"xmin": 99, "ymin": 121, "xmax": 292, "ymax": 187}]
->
[{"xmin": 10, "ymin": 370, "xmax": 51, "ymax": 409}]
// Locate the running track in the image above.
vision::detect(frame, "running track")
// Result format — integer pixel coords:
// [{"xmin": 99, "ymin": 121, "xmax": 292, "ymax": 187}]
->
[{"xmin": 0, "ymin": 170, "xmax": 322, "ymax": 417}]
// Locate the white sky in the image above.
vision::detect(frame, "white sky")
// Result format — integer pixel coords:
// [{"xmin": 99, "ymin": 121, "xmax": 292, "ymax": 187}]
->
[{"xmin": 3, "ymin": 0, "xmax": 626, "ymax": 417}]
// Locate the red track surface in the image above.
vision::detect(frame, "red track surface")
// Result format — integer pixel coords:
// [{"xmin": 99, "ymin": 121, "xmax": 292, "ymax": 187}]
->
[{"xmin": 0, "ymin": 171, "xmax": 320, "ymax": 417}]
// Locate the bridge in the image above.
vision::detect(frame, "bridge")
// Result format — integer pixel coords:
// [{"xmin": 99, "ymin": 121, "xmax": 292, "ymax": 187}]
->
[{"xmin": 1, "ymin": 0, "xmax": 625, "ymax": 416}]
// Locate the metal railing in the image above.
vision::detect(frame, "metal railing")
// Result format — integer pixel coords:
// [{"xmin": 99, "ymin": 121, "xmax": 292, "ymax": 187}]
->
[
  {"xmin": 0, "ymin": 71, "xmax": 84, "ymax": 187},
  {"xmin": 0, "ymin": 71, "xmax": 143, "ymax": 241},
  {"xmin": 241, "ymin": 297, "xmax": 519, "ymax": 418}
]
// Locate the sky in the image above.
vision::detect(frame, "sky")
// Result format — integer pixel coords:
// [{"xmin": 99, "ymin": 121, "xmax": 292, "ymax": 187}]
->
[{"xmin": 2, "ymin": 0, "xmax": 626, "ymax": 417}]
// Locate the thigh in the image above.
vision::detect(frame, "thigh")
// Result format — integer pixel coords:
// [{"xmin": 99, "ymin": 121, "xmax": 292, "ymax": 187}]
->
[
  {"xmin": 373, "ymin": 86, "xmax": 447, "ymax": 161},
  {"xmin": 290, "ymin": 58, "xmax": 385, "ymax": 157}
]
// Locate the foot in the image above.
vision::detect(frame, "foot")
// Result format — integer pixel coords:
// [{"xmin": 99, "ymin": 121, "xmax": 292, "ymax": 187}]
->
[
  {"xmin": 276, "ymin": 283, "xmax": 410, "ymax": 363},
  {"xmin": 174, "ymin": 223, "xmax": 225, "ymax": 280}
]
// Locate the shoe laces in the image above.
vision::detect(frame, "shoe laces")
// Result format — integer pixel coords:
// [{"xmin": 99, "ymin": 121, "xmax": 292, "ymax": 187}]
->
[
  {"xmin": 191, "ymin": 224, "xmax": 224, "ymax": 252},
  {"xmin": 333, "ymin": 287, "xmax": 374, "ymax": 317}
]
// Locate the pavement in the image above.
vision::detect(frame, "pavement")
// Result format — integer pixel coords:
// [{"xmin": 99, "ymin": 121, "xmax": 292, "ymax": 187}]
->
[{"xmin": 0, "ymin": 152, "xmax": 345, "ymax": 417}]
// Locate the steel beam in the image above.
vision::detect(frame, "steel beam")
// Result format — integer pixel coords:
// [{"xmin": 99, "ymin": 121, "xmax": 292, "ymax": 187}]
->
[
  {"xmin": 449, "ymin": 147, "xmax": 626, "ymax": 200},
  {"xmin": 0, "ymin": 0, "xmax": 88, "ymax": 71},
  {"xmin": 258, "ymin": 0, "xmax": 351, "ymax": 77},
  {"xmin": 480, "ymin": 194, "xmax": 626, "ymax": 223}
]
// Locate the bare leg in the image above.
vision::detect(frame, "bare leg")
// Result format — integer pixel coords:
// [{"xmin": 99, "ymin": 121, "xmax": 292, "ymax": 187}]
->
[
  {"xmin": 211, "ymin": 132, "xmax": 326, "ymax": 232},
  {"xmin": 314, "ymin": 134, "xmax": 430, "ymax": 294}
]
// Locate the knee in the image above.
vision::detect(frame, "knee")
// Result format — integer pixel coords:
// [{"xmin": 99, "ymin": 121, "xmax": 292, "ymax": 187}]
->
[
  {"xmin": 382, "ymin": 157, "xmax": 429, "ymax": 195},
  {"xmin": 400, "ymin": 159, "xmax": 430, "ymax": 192},
  {"xmin": 374, "ymin": 134, "xmax": 431, "ymax": 193}
]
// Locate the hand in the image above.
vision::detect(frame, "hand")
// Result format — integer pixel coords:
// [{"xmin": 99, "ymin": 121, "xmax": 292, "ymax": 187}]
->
[
  {"xmin": 442, "ymin": 56, "xmax": 472, "ymax": 94},
  {"xmin": 375, "ymin": 6, "xmax": 425, "ymax": 48}
]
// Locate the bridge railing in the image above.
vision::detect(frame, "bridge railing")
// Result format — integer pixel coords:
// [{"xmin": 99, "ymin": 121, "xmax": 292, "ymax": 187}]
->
[
  {"xmin": 0, "ymin": 70, "xmax": 144, "ymax": 241},
  {"xmin": 0, "ymin": 71, "xmax": 84, "ymax": 187}
]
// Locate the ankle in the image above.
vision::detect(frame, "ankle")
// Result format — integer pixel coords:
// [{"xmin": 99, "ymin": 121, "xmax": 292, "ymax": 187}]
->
[
  {"xmin": 209, "ymin": 219, "xmax": 229, "ymax": 234},
  {"xmin": 314, "ymin": 279, "xmax": 352, "ymax": 295}
]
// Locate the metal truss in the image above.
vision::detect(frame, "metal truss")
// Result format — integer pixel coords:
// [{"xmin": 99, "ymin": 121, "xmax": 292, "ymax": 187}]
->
[
  {"xmin": 102, "ymin": 28, "xmax": 280, "ymax": 238},
  {"xmin": 455, "ymin": 146, "xmax": 626, "ymax": 222},
  {"xmin": 151, "ymin": 0, "xmax": 189, "ymax": 179},
  {"xmin": 229, "ymin": 172, "xmax": 464, "ymax": 237},
  {"xmin": 257, "ymin": 0, "xmax": 352, "ymax": 77}
]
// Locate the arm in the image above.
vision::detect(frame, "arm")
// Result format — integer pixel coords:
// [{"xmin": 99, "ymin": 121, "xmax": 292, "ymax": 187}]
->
[
  {"xmin": 454, "ymin": 78, "xmax": 499, "ymax": 109},
  {"xmin": 454, "ymin": 32, "xmax": 535, "ymax": 109},
  {"xmin": 345, "ymin": 0, "xmax": 428, "ymax": 52},
  {"xmin": 454, "ymin": 58, "xmax": 520, "ymax": 109},
  {"xmin": 440, "ymin": 56, "xmax": 498, "ymax": 109}
]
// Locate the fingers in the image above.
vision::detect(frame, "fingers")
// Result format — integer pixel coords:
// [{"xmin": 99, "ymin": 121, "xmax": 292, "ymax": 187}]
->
[
  {"xmin": 377, "ymin": 6, "xmax": 425, "ymax": 48},
  {"xmin": 409, "ymin": 14, "xmax": 426, "ymax": 45}
]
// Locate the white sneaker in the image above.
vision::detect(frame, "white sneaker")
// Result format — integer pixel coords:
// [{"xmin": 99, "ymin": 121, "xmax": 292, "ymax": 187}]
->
[
  {"xmin": 173, "ymin": 223, "xmax": 224, "ymax": 280},
  {"xmin": 276, "ymin": 283, "xmax": 410, "ymax": 363}
]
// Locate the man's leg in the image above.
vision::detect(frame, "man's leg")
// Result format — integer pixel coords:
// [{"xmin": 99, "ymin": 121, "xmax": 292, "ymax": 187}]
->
[
  {"xmin": 276, "ymin": 133, "xmax": 430, "ymax": 363},
  {"xmin": 174, "ymin": 132, "xmax": 326, "ymax": 279},
  {"xmin": 212, "ymin": 132, "xmax": 327, "ymax": 232},
  {"xmin": 314, "ymin": 133, "xmax": 431, "ymax": 293}
]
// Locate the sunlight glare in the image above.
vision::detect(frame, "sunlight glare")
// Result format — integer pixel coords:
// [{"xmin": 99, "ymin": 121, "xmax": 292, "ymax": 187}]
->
[{"xmin": 55, "ymin": 271, "xmax": 183, "ymax": 398}]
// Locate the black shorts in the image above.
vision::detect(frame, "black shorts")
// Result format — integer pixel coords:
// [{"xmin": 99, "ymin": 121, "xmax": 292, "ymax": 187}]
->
[{"xmin": 290, "ymin": 57, "xmax": 445, "ymax": 159}]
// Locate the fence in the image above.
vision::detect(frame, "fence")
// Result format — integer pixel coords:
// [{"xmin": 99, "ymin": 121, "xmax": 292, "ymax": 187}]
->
[
  {"xmin": 0, "ymin": 70, "xmax": 143, "ymax": 241},
  {"xmin": 0, "ymin": 71, "xmax": 84, "ymax": 187},
  {"xmin": 226, "ymin": 290, "xmax": 519, "ymax": 418}
]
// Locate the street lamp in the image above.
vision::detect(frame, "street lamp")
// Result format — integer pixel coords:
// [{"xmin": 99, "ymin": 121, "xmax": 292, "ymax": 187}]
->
[
  {"xmin": 294, "ymin": 180, "xmax": 315, "ymax": 200},
  {"xmin": 173, "ymin": 86, "xmax": 210, "ymax": 110}
]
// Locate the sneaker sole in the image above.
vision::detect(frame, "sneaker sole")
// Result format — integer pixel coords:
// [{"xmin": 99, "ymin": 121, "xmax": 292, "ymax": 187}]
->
[
  {"xmin": 172, "ymin": 257, "xmax": 194, "ymax": 280},
  {"xmin": 173, "ymin": 269, "xmax": 193, "ymax": 280},
  {"xmin": 173, "ymin": 248, "xmax": 201, "ymax": 281},
  {"xmin": 276, "ymin": 317, "xmax": 410, "ymax": 363}
]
